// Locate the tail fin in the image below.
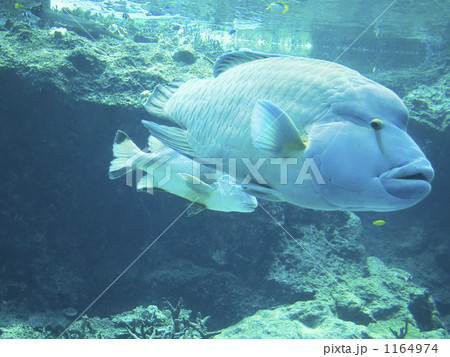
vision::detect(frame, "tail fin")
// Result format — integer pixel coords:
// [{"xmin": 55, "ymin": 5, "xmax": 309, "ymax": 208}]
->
[{"xmin": 109, "ymin": 130, "xmax": 141, "ymax": 179}]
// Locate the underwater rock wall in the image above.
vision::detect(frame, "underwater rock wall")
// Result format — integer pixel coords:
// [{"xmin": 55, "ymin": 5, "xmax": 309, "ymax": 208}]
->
[
  {"xmin": 0, "ymin": 22, "xmax": 211, "ymax": 108},
  {"xmin": 404, "ymin": 73, "xmax": 450, "ymax": 131}
]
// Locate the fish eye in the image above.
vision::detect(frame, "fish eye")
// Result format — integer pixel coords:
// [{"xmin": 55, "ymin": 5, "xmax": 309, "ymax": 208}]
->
[{"xmin": 371, "ymin": 118, "xmax": 383, "ymax": 130}]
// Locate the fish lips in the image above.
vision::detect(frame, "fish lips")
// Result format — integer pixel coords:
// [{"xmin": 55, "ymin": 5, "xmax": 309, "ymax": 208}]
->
[{"xmin": 379, "ymin": 159, "xmax": 434, "ymax": 200}]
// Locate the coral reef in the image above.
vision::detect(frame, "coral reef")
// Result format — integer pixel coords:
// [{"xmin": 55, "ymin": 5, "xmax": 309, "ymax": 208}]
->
[
  {"xmin": 216, "ymin": 257, "xmax": 447, "ymax": 339},
  {"xmin": 0, "ymin": 299, "xmax": 218, "ymax": 339},
  {"xmin": 403, "ymin": 73, "xmax": 450, "ymax": 131},
  {"xmin": 0, "ymin": 12, "xmax": 212, "ymax": 109}
]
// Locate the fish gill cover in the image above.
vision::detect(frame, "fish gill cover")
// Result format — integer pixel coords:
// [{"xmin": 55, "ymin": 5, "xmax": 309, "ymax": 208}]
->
[{"xmin": 0, "ymin": 0, "xmax": 449, "ymax": 340}]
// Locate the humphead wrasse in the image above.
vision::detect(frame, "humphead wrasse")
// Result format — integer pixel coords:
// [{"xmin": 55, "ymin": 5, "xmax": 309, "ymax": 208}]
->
[
  {"xmin": 140, "ymin": 50, "xmax": 434, "ymax": 212},
  {"xmin": 109, "ymin": 131, "xmax": 258, "ymax": 215}
]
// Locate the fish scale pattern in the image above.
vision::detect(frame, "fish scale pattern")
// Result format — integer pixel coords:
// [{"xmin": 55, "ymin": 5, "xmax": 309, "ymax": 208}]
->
[{"xmin": 162, "ymin": 56, "xmax": 371, "ymax": 162}]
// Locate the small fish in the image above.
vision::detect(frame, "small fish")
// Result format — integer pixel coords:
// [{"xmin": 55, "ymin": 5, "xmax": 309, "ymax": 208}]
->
[
  {"xmin": 373, "ymin": 220, "xmax": 386, "ymax": 226},
  {"xmin": 266, "ymin": 2, "xmax": 289, "ymax": 14},
  {"xmin": 109, "ymin": 131, "xmax": 258, "ymax": 214},
  {"xmin": 228, "ymin": 29, "xmax": 236, "ymax": 35}
]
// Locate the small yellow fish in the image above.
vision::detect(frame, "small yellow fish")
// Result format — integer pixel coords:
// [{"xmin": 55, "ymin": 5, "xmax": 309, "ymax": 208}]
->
[
  {"xmin": 15, "ymin": 3, "xmax": 27, "ymax": 10},
  {"xmin": 266, "ymin": 2, "xmax": 289, "ymax": 14},
  {"xmin": 373, "ymin": 220, "xmax": 386, "ymax": 226}
]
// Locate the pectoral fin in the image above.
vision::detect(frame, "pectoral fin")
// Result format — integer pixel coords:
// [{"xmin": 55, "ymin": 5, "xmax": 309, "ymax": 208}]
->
[
  {"xmin": 177, "ymin": 173, "xmax": 214, "ymax": 195},
  {"xmin": 241, "ymin": 183, "xmax": 284, "ymax": 202},
  {"xmin": 251, "ymin": 99, "xmax": 306, "ymax": 157}
]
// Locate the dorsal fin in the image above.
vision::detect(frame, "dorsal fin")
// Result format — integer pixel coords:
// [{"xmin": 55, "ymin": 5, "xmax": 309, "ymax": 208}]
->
[
  {"xmin": 213, "ymin": 50, "xmax": 287, "ymax": 78},
  {"xmin": 141, "ymin": 120, "xmax": 199, "ymax": 158},
  {"xmin": 143, "ymin": 79, "xmax": 185, "ymax": 122}
]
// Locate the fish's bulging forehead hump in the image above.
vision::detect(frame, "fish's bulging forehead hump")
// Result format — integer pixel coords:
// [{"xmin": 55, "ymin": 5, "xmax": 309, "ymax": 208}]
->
[{"xmin": 336, "ymin": 82, "xmax": 409, "ymax": 129}]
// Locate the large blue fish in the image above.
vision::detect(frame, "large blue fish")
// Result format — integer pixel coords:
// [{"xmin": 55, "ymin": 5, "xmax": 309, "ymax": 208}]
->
[{"xmin": 141, "ymin": 50, "xmax": 434, "ymax": 212}]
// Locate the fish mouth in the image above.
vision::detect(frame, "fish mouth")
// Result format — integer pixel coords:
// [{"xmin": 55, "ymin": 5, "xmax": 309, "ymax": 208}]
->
[{"xmin": 379, "ymin": 159, "xmax": 434, "ymax": 199}]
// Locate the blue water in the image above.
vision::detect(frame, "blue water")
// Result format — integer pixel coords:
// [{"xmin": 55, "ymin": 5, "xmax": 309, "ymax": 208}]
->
[{"xmin": 0, "ymin": 0, "xmax": 449, "ymax": 338}]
